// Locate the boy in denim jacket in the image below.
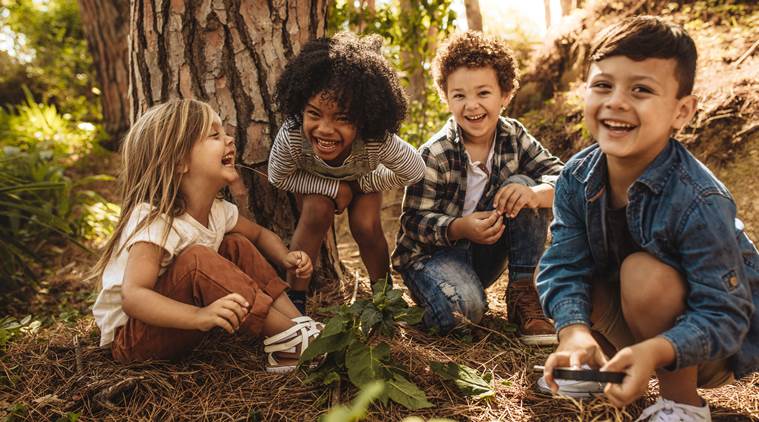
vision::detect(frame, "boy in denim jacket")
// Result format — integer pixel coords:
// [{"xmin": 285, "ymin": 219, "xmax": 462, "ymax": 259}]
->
[
  {"xmin": 537, "ymin": 16, "xmax": 758, "ymax": 421},
  {"xmin": 393, "ymin": 31, "xmax": 564, "ymax": 343}
]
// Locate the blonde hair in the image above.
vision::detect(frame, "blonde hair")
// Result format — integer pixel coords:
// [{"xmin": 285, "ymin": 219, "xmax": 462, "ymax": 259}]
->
[{"xmin": 91, "ymin": 99, "xmax": 216, "ymax": 280}]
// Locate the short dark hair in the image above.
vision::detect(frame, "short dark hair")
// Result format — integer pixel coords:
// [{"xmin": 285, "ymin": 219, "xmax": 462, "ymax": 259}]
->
[
  {"xmin": 274, "ymin": 32, "xmax": 407, "ymax": 141},
  {"xmin": 589, "ymin": 16, "xmax": 697, "ymax": 98},
  {"xmin": 432, "ymin": 31, "xmax": 519, "ymax": 98}
]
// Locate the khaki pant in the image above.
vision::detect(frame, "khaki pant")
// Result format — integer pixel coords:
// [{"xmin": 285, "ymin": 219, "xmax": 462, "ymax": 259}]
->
[
  {"xmin": 591, "ymin": 277, "xmax": 734, "ymax": 389},
  {"xmin": 112, "ymin": 234, "xmax": 289, "ymax": 363}
]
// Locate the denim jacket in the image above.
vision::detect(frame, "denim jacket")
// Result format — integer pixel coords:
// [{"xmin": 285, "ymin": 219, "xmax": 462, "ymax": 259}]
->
[{"xmin": 537, "ymin": 140, "xmax": 759, "ymax": 378}]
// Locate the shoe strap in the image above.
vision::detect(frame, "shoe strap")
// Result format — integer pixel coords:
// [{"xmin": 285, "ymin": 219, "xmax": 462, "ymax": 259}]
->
[
  {"xmin": 263, "ymin": 319, "xmax": 315, "ymax": 346},
  {"xmin": 264, "ymin": 325, "xmax": 319, "ymax": 354}
]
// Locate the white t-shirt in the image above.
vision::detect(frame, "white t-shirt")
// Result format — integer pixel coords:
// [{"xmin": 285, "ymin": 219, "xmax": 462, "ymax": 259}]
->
[
  {"xmin": 92, "ymin": 199, "xmax": 239, "ymax": 346},
  {"xmin": 462, "ymin": 138, "xmax": 496, "ymax": 216}
]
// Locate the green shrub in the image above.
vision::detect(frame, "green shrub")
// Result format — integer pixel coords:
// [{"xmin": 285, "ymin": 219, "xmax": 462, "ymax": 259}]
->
[{"xmin": 0, "ymin": 93, "xmax": 115, "ymax": 287}]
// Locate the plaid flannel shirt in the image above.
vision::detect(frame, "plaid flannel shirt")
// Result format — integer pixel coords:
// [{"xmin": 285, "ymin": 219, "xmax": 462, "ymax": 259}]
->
[{"xmin": 392, "ymin": 116, "xmax": 565, "ymax": 271}]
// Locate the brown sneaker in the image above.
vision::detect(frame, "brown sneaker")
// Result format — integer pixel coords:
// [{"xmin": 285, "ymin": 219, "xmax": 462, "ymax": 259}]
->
[{"xmin": 506, "ymin": 278, "xmax": 557, "ymax": 345}]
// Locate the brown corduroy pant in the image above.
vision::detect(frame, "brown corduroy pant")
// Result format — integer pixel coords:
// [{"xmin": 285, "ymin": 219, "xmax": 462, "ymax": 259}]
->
[{"xmin": 111, "ymin": 234, "xmax": 289, "ymax": 363}]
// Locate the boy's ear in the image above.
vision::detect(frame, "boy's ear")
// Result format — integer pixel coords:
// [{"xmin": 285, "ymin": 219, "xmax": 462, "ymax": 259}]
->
[
  {"xmin": 672, "ymin": 94, "xmax": 698, "ymax": 130},
  {"xmin": 501, "ymin": 90, "xmax": 514, "ymax": 109}
]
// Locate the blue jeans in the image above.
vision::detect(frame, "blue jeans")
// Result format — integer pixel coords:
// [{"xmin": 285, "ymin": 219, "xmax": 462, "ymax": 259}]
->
[{"xmin": 400, "ymin": 176, "xmax": 549, "ymax": 333}]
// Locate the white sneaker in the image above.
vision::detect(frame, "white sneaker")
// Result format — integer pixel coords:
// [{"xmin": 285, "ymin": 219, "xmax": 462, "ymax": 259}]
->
[
  {"xmin": 536, "ymin": 374, "xmax": 605, "ymax": 398},
  {"xmin": 635, "ymin": 397, "xmax": 711, "ymax": 422}
]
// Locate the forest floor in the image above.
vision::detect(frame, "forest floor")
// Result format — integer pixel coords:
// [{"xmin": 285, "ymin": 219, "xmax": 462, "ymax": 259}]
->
[
  {"xmin": 1, "ymin": 177, "xmax": 757, "ymax": 421},
  {"xmin": 2, "ymin": 2, "xmax": 759, "ymax": 421}
]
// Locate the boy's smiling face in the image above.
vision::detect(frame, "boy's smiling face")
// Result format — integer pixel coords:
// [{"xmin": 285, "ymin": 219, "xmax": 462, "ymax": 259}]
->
[
  {"xmin": 584, "ymin": 56, "xmax": 697, "ymax": 164},
  {"xmin": 445, "ymin": 66, "xmax": 511, "ymax": 144}
]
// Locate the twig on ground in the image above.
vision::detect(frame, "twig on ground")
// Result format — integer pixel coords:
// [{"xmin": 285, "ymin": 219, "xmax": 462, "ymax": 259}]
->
[{"xmin": 735, "ymin": 39, "xmax": 759, "ymax": 66}]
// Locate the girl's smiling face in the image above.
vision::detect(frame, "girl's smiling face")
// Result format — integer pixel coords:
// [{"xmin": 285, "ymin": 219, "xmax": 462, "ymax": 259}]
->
[
  {"xmin": 184, "ymin": 112, "xmax": 237, "ymax": 188},
  {"xmin": 302, "ymin": 92, "xmax": 358, "ymax": 165}
]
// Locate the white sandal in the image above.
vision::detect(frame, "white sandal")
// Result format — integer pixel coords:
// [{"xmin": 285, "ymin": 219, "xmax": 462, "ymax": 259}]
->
[{"xmin": 263, "ymin": 316, "xmax": 322, "ymax": 373}]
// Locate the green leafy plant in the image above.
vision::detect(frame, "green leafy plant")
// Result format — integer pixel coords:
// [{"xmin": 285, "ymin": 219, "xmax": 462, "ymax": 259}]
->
[
  {"xmin": 0, "ymin": 315, "xmax": 41, "ymax": 349},
  {"xmin": 0, "ymin": 89, "xmax": 115, "ymax": 287},
  {"xmin": 301, "ymin": 279, "xmax": 431, "ymax": 410},
  {"xmin": 320, "ymin": 380, "xmax": 385, "ymax": 422},
  {"xmin": 430, "ymin": 362, "xmax": 495, "ymax": 400},
  {"xmin": 0, "ymin": 0, "xmax": 99, "ymax": 121}
]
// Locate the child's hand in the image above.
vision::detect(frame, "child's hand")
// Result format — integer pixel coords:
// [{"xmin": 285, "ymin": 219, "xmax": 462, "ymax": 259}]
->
[
  {"xmin": 334, "ymin": 181, "xmax": 354, "ymax": 214},
  {"xmin": 602, "ymin": 344, "xmax": 658, "ymax": 407},
  {"xmin": 284, "ymin": 250, "xmax": 313, "ymax": 280},
  {"xmin": 458, "ymin": 210, "xmax": 504, "ymax": 244},
  {"xmin": 194, "ymin": 293, "xmax": 249, "ymax": 334},
  {"xmin": 543, "ymin": 324, "xmax": 608, "ymax": 393},
  {"xmin": 494, "ymin": 184, "xmax": 540, "ymax": 218}
]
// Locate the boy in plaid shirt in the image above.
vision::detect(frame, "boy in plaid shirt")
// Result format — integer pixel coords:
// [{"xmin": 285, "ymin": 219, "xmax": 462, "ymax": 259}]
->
[{"xmin": 392, "ymin": 31, "xmax": 564, "ymax": 343}]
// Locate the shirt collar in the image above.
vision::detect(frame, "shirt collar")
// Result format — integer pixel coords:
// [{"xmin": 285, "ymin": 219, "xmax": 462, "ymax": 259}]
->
[{"xmin": 578, "ymin": 139, "xmax": 678, "ymax": 197}]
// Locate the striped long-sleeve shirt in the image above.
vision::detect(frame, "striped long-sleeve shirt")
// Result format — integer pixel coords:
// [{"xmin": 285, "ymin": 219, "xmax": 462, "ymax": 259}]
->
[
  {"xmin": 392, "ymin": 116, "xmax": 565, "ymax": 271},
  {"xmin": 268, "ymin": 119, "xmax": 425, "ymax": 198}
]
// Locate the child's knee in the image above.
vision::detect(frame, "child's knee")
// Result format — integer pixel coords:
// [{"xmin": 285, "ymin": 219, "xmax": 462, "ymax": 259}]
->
[
  {"xmin": 349, "ymin": 214, "xmax": 383, "ymax": 245},
  {"xmin": 299, "ymin": 195, "xmax": 335, "ymax": 230},
  {"xmin": 620, "ymin": 252, "xmax": 686, "ymax": 313},
  {"xmin": 175, "ymin": 244, "xmax": 217, "ymax": 266},
  {"xmin": 220, "ymin": 233, "xmax": 255, "ymax": 253}
]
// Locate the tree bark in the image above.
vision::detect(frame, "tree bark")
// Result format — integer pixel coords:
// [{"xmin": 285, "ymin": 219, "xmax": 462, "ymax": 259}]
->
[
  {"xmin": 560, "ymin": 0, "xmax": 575, "ymax": 16},
  {"xmin": 544, "ymin": 0, "xmax": 552, "ymax": 29},
  {"xmin": 399, "ymin": 0, "xmax": 425, "ymax": 104},
  {"xmin": 464, "ymin": 0, "xmax": 482, "ymax": 31},
  {"xmin": 356, "ymin": 0, "xmax": 376, "ymax": 32},
  {"xmin": 78, "ymin": 0, "xmax": 130, "ymax": 150},
  {"xmin": 128, "ymin": 0, "xmax": 343, "ymax": 285}
]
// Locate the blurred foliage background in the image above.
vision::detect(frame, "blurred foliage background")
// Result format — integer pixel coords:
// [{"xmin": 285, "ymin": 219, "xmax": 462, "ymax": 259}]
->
[{"xmin": 0, "ymin": 0, "xmax": 115, "ymax": 291}]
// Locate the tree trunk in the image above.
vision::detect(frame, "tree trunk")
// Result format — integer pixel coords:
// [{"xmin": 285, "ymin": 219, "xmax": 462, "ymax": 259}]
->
[
  {"xmin": 464, "ymin": 0, "xmax": 482, "ymax": 31},
  {"xmin": 128, "ymin": 0, "xmax": 343, "ymax": 285},
  {"xmin": 544, "ymin": 0, "xmax": 552, "ymax": 29},
  {"xmin": 560, "ymin": 0, "xmax": 575, "ymax": 16},
  {"xmin": 399, "ymin": 0, "xmax": 423, "ymax": 104},
  {"xmin": 78, "ymin": 0, "xmax": 130, "ymax": 150},
  {"xmin": 356, "ymin": 0, "xmax": 376, "ymax": 32}
]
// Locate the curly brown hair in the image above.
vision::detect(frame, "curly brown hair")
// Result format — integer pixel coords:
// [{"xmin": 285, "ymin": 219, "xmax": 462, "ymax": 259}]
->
[
  {"xmin": 274, "ymin": 32, "xmax": 407, "ymax": 142},
  {"xmin": 432, "ymin": 31, "xmax": 519, "ymax": 99}
]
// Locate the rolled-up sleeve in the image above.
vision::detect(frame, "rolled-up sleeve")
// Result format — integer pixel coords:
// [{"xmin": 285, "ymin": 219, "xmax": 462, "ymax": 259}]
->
[{"xmin": 358, "ymin": 135, "xmax": 425, "ymax": 193}]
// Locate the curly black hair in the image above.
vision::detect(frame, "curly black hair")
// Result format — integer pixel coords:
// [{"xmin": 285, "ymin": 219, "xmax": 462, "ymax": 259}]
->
[
  {"xmin": 274, "ymin": 32, "xmax": 407, "ymax": 142},
  {"xmin": 432, "ymin": 31, "xmax": 519, "ymax": 99}
]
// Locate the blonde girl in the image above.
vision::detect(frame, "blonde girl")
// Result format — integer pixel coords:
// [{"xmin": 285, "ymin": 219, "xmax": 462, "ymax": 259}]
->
[{"xmin": 92, "ymin": 99, "xmax": 320, "ymax": 372}]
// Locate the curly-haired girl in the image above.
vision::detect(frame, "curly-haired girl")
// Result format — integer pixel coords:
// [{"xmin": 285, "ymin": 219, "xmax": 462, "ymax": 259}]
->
[{"xmin": 268, "ymin": 32, "xmax": 424, "ymax": 313}]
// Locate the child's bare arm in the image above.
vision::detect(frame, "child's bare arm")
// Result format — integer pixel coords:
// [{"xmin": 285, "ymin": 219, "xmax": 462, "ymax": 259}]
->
[
  {"xmin": 230, "ymin": 216, "xmax": 312, "ymax": 280},
  {"xmin": 121, "ymin": 242, "xmax": 249, "ymax": 333}
]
